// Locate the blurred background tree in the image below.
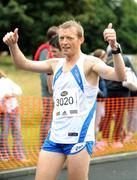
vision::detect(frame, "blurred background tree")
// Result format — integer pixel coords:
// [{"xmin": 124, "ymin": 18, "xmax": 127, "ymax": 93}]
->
[{"xmin": 0, "ymin": 0, "xmax": 137, "ymax": 56}]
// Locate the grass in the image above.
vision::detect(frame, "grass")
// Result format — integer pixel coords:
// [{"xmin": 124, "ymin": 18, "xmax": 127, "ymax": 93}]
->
[{"xmin": 0, "ymin": 55, "xmax": 41, "ymax": 96}]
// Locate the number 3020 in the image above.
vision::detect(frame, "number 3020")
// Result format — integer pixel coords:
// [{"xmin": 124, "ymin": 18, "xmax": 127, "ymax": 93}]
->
[{"xmin": 56, "ymin": 96, "xmax": 74, "ymax": 106}]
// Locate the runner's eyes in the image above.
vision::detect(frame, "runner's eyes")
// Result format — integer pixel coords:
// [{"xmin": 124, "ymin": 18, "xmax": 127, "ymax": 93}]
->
[{"xmin": 59, "ymin": 36, "xmax": 74, "ymax": 41}]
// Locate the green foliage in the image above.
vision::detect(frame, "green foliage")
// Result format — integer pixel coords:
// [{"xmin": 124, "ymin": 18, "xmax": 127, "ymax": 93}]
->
[
  {"xmin": 0, "ymin": 0, "xmax": 137, "ymax": 55},
  {"xmin": 116, "ymin": 0, "xmax": 137, "ymax": 53}
]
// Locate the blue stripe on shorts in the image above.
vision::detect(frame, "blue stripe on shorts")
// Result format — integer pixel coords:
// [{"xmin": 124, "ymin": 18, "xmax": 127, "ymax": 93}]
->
[{"xmin": 42, "ymin": 138, "xmax": 94, "ymax": 156}]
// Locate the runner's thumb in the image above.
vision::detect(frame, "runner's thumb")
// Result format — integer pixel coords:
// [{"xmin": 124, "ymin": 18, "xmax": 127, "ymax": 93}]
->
[
  {"xmin": 107, "ymin": 23, "xmax": 112, "ymax": 29},
  {"xmin": 14, "ymin": 28, "xmax": 18, "ymax": 37}
]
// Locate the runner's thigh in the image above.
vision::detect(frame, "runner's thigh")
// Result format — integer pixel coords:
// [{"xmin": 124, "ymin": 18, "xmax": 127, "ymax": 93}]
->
[
  {"xmin": 35, "ymin": 150, "xmax": 66, "ymax": 180},
  {"xmin": 67, "ymin": 149, "xmax": 91, "ymax": 180}
]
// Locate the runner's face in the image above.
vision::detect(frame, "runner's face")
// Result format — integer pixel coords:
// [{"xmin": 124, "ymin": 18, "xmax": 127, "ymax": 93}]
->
[{"xmin": 59, "ymin": 27, "xmax": 83, "ymax": 57}]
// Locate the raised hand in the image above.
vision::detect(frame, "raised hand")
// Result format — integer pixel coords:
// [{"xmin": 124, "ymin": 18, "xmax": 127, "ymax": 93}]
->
[
  {"xmin": 103, "ymin": 23, "xmax": 117, "ymax": 49},
  {"xmin": 3, "ymin": 28, "xmax": 19, "ymax": 46}
]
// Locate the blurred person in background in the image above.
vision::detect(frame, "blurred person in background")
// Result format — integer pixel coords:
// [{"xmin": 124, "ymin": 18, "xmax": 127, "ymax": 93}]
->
[
  {"xmin": 124, "ymin": 63, "xmax": 137, "ymax": 142},
  {"xmin": 40, "ymin": 34, "xmax": 63, "ymax": 145},
  {"xmin": 0, "ymin": 70, "xmax": 28, "ymax": 162},
  {"xmin": 92, "ymin": 49, "xmax": 108, "ymax": 150},
  {"xmin": 34, "ymin": 26, "xmax": 59, "ymax": 146},
  {"xmin": 34, "ymin": 26, "xmax": 59, "ymax": 97},
  {"xmin": 99, "ymin": 45, "xmax": 136, "ymax": 148}
]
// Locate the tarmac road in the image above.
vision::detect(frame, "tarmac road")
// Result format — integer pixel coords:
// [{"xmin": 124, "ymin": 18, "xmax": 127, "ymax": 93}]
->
[
  {"xmin": 0, "ymin": 152, "xmax": 137, "ymax": 180},
  {"xmin": 91, "ymin": 158, "xmax": 137, "ymax": 180}
]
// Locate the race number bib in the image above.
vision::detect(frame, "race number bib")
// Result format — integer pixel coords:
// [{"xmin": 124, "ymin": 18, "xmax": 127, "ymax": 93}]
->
[{"xmin": 55, "ymin": 88, "xmax": 80, "ymax": 117}]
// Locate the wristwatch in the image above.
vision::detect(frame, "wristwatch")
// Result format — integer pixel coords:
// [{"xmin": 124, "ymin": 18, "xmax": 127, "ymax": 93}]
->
[{"xmin": 111, "ymin": 43, "xmax": 122, "ymax": 54}]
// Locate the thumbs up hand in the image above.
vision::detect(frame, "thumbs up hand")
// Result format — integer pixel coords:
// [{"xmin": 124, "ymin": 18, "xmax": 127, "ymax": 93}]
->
[
  {"xmin": 3, "ymin": 28, "xmax": 19, "ymax": 46},
  {"xmin": 103, "ymin": 23, "xmax": 118, "ymax": 50}
]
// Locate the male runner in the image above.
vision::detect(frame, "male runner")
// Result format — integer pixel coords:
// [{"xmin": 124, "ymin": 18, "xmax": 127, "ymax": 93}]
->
[{"xmin": 3, "ymin": 20, "xmax": 126, "ymax": 180}]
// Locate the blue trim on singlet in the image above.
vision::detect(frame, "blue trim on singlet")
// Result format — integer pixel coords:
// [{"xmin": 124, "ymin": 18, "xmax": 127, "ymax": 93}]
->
[
  {"xmin": 78, "ymin": 100, "xmax": 97, "ymax": 143},
  {"xmin": 53, "ymin": 64, "xmax": 84, "ymax": 93},
  {"xmin": 53, "ymin": 67, "xmax": 63, "ymax": 86},
  {"xmin": 71, "ymin": 65, "xmax": 84, "ymax": 92}
]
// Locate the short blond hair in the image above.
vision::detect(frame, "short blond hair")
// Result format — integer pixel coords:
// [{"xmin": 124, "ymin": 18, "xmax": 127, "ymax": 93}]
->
[{"xmin": 59, "ymin": 20, "xmax": 84, "ymax": 38}]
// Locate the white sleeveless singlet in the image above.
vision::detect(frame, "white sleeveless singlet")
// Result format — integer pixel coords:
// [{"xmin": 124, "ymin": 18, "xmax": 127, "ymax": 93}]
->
[{"xmin": 49, "ymin": 53, "xmax": 98, "ymax": 144}]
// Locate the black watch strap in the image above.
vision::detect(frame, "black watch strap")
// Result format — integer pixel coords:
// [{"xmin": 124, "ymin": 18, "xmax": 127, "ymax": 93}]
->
[{"xmin": 111, "ymin": 44, "xmax": 122, "ymax": 54}]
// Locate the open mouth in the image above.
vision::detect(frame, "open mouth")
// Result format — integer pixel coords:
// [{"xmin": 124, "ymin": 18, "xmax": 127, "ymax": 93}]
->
[{"xmin": 62, "ymin": 47, "xmax": 70, "ymax": 51}]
